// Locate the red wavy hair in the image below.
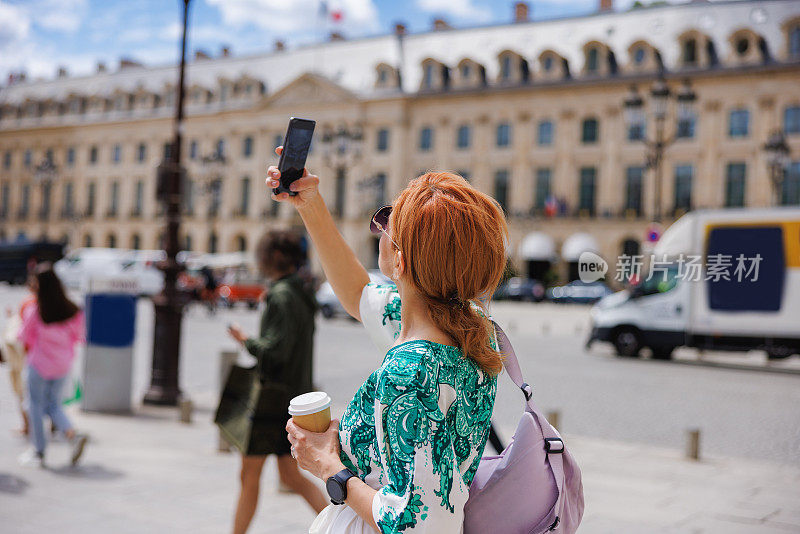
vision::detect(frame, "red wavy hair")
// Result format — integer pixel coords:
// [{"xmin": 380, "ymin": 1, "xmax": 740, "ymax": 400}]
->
[{"xmin": 391, "ymin": 171, "xmax": 508, "ymax": 375}]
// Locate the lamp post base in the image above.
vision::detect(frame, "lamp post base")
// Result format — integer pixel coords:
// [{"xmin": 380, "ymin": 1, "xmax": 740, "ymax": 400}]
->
[{"xmin": 143, "ymin": 297, "xmax": 184, "ymax": 406}]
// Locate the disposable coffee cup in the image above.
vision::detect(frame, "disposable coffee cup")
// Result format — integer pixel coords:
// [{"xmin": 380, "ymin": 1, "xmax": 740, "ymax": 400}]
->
[{"xmin": 288, "ymin": 391, "xmax": 332, "ymax": 433}]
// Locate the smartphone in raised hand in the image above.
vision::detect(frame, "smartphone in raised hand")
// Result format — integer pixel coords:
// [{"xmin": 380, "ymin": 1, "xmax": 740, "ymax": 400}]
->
[{"xmin": 273, "ymin": 117, "xmax": 316, "ymax": 197}]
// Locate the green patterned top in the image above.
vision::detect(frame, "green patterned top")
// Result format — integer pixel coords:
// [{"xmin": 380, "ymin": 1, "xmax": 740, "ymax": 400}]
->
[{"xmin": 337, "ymin": 283, "xmax": 497, "ymax": 533}]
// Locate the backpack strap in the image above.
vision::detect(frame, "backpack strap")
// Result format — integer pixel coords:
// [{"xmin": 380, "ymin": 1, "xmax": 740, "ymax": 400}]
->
[{"xmin": 492, "ymin": 321, "xmax": 567, "ymax": 527}]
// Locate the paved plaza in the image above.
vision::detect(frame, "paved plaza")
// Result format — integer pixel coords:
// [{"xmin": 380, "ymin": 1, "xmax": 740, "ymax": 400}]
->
[{"xmin": 1, "ymin": 284, "xmax": 799, "ymax": 533}]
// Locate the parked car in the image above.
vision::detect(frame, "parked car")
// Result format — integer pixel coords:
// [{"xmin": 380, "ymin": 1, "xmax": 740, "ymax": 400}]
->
[
  {"xmin": 494, "ymin": 277, "xmax": 545, "ymax": 302},
  {"xmin": 317, "ymin": 270, "xmax": 390, "ymax": 319},
  {"xmin": 218, "ymin": 269, "xmax": 265, "ymax": 309},
  {"xmin": 547, "ymin": 280, "xmax": 612, "ymax": 304}
]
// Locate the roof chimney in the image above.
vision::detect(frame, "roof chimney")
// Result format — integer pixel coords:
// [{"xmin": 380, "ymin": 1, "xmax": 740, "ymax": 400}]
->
[
  {"xmin": 514, "ymin": 2, "xmax": 529, "ymax": 22},
  {"xmin": 57, "ymin": 66, "xmax": 68, "ymax": 78},
  {"xmin": 194, "ymin": 49, "xmax": 211, "ymax": 60},
  {"xmin": 394, "ymin": 22, "xmax": 407, "ymax": 36},
  {"xmin": 433, "ymin": 18, "xmax": 451, "ymax": 31},
  {"xmin": 96, "ymin": 61, "xmax": 107, "ymax": 73},
  {"xmin": 329, "ymin": 31, "xmax": 345, "ymax": 41},
  {"xmin": 220, "ymin": 45, "xmax": 231, "ymax": 57},
  {"xmin": 274, "ymin": 39, "xmax": 285, "ymax": 51},
  {"xmin": 599, "ymin": 0, "xmax": 613, "ymax": 12},
  {"xmin": 119, "ymin": 58, "xmax": 142, "ymax": 69}
]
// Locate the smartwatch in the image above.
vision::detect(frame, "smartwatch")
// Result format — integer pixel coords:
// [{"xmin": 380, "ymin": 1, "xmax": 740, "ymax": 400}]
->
[{"xmin": 326, "ymin": 468, "xmax": 357, "ymax": 505}]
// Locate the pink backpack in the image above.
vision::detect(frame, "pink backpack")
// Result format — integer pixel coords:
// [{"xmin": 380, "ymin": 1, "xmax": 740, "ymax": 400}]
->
[{"xmin": 464, "ymin": 323, "xmax": 585, "ymax": 533}]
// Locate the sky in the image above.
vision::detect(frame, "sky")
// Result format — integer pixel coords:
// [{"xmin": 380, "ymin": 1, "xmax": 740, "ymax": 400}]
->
[{"xmin": 0, "ymin": 0, "xmax": 676, "ymax": 83}]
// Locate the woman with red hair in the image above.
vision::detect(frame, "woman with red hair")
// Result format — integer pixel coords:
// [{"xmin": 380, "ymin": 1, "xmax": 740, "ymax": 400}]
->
[{"xmin": 269, "ymin": 148, "xmax": 507, "ymax": 533}]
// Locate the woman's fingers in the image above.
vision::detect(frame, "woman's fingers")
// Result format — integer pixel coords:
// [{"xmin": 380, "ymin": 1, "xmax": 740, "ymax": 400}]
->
[{"xmin": 289, "ymin": 174, "xmax": 319, "ymax": 192}]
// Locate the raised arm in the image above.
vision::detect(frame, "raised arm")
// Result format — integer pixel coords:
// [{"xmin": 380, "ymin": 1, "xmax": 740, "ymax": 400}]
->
[{"xmin": 267, "ymin": 147, "xmax": 370, "ymax": 321}]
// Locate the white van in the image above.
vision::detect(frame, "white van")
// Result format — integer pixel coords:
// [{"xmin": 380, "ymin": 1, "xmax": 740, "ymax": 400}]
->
[
  {"xmin": 587, "ymin": 208, "xmax": 800, "ymax": 360},
  {"xmin": 54, "ymin": 248, "xmax": 165, "ymax": 296}
]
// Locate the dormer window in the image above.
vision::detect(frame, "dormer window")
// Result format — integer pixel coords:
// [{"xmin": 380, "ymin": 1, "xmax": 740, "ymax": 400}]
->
[
  {"xmin": 420, "ymin": 59, "xmax": 448, "ymax": 91},
  {"xmin": 501, "ymin": 55, "xmax": 512, "ymax": 80},
  {"xmin": 683, "ymin": 39, "xmax": 697, "ymax": 65},
  {"xmin": 375, "ymin": 63, "xmax": 400, "ymax": 89},
  {"xmin": 424, "ymin": 63, "xmax": 434, "ymax": 88},
  {"xmin": 581, "ymin": 41, "xmax": 615, "ymax": 76},
  {"xmin": 543, "ymin": 56, "xmax": 553, "ymax": 72},
  {"xmin": 679, "ymin": 30, "xmax": 717, "ymax": 68},
  {"xmin": 728, "ymin": 29, "xmax": 768, "ymax": 65},
  {"xmin": 735, "ymin": 37, "xmax": 749, "ymax": 56},
  {"xmin": 633, "ymin": 46, "xmax": 646, "ymax": 65},
  {"xmin": 461, "ymin": 63, "xmax": 471, "ymax": 79},
  {"xmin": 792, "ymin": 25, "xmax": 800, "ymax": 58},
  {"xmin": 586, "ymin": 47, "xmax": 599, "ymax": 73},
  {"xmin": 496, "ymin": 51, "xmax": 528, "ymax": 84}
]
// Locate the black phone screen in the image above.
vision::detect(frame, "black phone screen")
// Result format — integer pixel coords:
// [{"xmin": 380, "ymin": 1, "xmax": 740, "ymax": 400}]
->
[{"xmin": 275, "ymin": 118, "xmax": 315, "ymax": 196}]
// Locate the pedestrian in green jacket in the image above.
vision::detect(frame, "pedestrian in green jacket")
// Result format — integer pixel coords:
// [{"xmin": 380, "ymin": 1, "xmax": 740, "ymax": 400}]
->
[{"xmin": 227, "ymin": 230, "xmax": 327, "ymax": 534}]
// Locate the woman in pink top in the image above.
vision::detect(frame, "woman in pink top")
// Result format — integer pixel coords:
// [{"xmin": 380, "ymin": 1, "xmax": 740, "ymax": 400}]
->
[{"xmin": 17, "ymin": 263, "xmax": 88, "ymax": 468}]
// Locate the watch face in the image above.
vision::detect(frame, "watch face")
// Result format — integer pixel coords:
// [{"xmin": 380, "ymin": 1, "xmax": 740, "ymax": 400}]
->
[{"xmin": 326, "ymin": 477, "xmax": 345, "ymax": 503}]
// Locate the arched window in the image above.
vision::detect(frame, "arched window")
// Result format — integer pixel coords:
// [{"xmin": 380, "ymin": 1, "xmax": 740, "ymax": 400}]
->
[
  {"xmin": 83, "ymin": 234, "xmax": 93, "ymax": 248},
  {"xmin": 208, "ymin": 232, "xmax": 218, "ymax": 253},
  {"xmin": 131, "ymin": 234, "xmax": 141, "ymax": 250},
  {"xmin": 236, "ymin": 235, "xmax": 247, "ymax": 252},
  {"xmin": 107, "ymin": 233, "xmax": 117, "ymax": 248}
]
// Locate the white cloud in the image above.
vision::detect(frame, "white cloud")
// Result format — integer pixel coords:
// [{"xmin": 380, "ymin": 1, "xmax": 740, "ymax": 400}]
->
[
  {"xmin": 0, "ymin": 0, "xmax": 92, "ymax": 80},
  {"xmin": 0, "ymin": 1, "xmax": 30, "ymax": 48},
  {"xmin": 29, "ymin": 0, "xmax": 89, "ymax": 33},
  {"xmin": 205, "ymin": 0, "xmax": 380, "ymax": 39},
  {"xmin": 415, "ymin": 0, "xmax": 492, "ymax": 22}
]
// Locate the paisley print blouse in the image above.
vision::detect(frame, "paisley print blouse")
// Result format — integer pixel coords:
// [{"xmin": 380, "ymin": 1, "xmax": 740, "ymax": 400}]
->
[{"xmin": 337, "ymin": 283, "xmax": 497, "ymax": 533}]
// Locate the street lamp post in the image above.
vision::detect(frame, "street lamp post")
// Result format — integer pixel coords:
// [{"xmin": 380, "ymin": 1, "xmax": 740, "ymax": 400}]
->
[
  {"xmin": 624, "ymin": 77, "xmax": 696, "ymax": 223},
  {"xmin": 198, "ymin": 150, "xmax": 227, "ymax": 251},
  {"xmin": 763, "ymin": 130, "xmax": 791, "ymax": 206},
  {"xmin": 319, "ymin": 125, "xmax": 363, "ymax": 219},
  {"xmin": 143, "ymin": 0, "xmax": 191, "ymax": 406},
  {"xmin": 32, "ymin": 157, "xmax": 58, "ymax": 231}
]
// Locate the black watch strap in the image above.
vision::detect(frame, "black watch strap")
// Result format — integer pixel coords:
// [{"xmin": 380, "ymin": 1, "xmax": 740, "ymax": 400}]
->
[{"xmin": 326, "ymin": 468, "xmax": 357, "ymax": 505}]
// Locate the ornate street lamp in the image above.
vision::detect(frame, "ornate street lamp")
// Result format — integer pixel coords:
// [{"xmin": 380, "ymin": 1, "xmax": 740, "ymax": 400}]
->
[
  {"xmin": 319, "ymin": 125, "xmax": 363, "ymax": 219},
  {"xmin": 623, "ymin": 77, "xmax": 697, "ymax": 223},
  {"xmin": 143, "ymin": 0, "xmax": 191, "ymax": 406},
  {"xmin": 32, "ymin": 157, "xmax": 57, "ymax": 224},
  {"xmin": 763, "ymin": 130, "xmax": 790, "ymax": 206}
]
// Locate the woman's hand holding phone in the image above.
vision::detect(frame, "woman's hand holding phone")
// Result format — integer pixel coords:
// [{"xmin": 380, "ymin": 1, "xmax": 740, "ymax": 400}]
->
[{"xmin": 267, "ymin": 147, "xmax": 320, "ymax": 209}]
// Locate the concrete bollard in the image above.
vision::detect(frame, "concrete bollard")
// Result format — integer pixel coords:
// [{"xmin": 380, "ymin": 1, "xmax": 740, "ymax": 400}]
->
[
  {"xmin": 179, "ymin": 398, "xmax": 193, "ymax": 424},
  {"xmin": 546, "ymin": 410, "xmax": 560, "ymax": 430},
  {"xmin": 686, "ymin": 428, "xmax": 701, "ymax": 460},
  {"xmin": 218, "ymin": 350, "xmax": 239, "ymax": 452}
]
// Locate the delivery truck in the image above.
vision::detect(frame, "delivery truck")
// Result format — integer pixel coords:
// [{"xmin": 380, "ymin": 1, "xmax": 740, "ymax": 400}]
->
[{"xmin": 587, "ymin": 207, "xmax": 800, "ymax": 360}]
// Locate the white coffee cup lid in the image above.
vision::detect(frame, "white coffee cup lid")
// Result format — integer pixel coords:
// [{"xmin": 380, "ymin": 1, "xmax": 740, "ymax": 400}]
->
[{"xmin": 288, "ymin": 391, "xmax": 331, "ymax": 416}]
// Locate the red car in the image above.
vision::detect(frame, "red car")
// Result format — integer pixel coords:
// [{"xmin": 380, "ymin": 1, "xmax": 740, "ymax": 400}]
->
[{"xmin": 218, "ymin": 271, "xmax": 265, "ymax": 309}]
